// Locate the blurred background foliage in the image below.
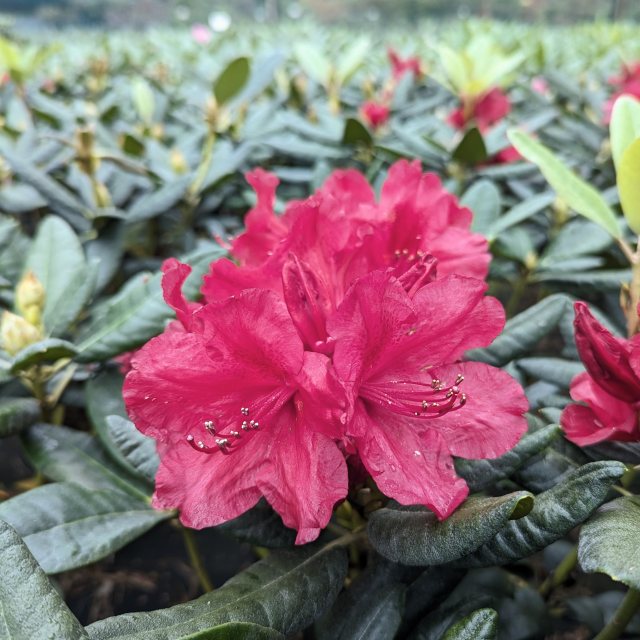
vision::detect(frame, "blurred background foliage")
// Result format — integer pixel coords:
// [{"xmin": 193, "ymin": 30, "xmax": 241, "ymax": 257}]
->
[{"xmin": 0, "ymin": 0, "xmax": 638, "ymax": 30}]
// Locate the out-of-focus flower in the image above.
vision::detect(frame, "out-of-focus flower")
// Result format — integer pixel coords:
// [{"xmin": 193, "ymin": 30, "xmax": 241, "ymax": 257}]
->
[
  {"xmin": 15, "ymin": 271, "xmax": 45, "ymax": 328},
  {"xmin": 604, "ymin": 62, "xmax": 640, "ymax": 122},
  {"xmin": 387, "ymin": 47, "xmax": 422, "ymax": 80},
  {"xmin": 561, "ymin": 302, "xmax": 640, "ymax": 445},
  {"xmin": 191, "ymin": 23, "xmax": 212, "ymax": 45},
  {"xmin": 531, "ymin": 76, "xmax": 550, "ymax": 96},
  {"xmin": 360, "ymin": 100, "xmax": 390, "ymax": 130},
  {"xmin": 0, "ymin": 311, "xmax": 42, "ymax": 356}
]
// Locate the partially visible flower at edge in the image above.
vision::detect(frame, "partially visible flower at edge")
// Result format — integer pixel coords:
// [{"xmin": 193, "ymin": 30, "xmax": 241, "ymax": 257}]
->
[
  {"xmin": 387, "ymin": 47, "xmax": 422, "ymax": 80},
  {"xmin": 561, "ymin": 301, "xmax": 640, "ymax": 445},
  {"xmin": 360, "ymin": 100, "xmax": 390, "ymax": 130}
]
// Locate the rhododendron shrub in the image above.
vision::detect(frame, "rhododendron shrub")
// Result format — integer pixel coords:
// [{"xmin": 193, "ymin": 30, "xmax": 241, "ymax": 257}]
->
[{"xmin": 123, "ymin": 164, "xmax": 528, "ymax": 542}]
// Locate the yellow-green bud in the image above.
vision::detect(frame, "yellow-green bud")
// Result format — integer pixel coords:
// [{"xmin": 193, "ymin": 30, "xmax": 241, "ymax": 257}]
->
[
  {"xmin": 1, "ymin": 311, "xmax": 42, "ymax": 356},
  {"xmin": 15, "ymin": 271, "xmax": 45, "ymax": 326},
  {"xmin": 170, "ymin": 148, "xmax": 188, "ymax": 174}
]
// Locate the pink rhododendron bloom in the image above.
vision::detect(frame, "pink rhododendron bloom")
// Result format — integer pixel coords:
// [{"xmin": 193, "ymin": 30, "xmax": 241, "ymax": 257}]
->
[
  {"xmin": 328, "ymin": 268, "xmax": 528, "ymax": 517},
  {"xmin": 604, "ymin": 62, "xmax": 640, "ymax": 122},
  {"xmin": 387, "ymin": 47, "xmax": 422, "ymax": 80},
  {"xmin": 124, "ymin": 260, "xmax": 348, "ymax": 544},
  {"xmin": 531, "ymin": 76, "xmax": 550, "ymax": 96},
  {"xmin": 561, "ymin": 302, "xmax": 640, "ymax": 445},
  {"xmin": 360, "ymin": 100, "xmax": 390, "ymax": 129},
  {"xmin": 191, "ymin": 23, "xmax": 212, "ymax": 45},
  {"xmin": 203, "ymin": 160, "xmax": 490, "ymax": 308}
]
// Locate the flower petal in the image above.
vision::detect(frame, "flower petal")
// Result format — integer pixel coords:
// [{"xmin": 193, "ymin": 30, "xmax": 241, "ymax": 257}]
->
[
  {"xmin": 425, "ymin": 361, "xmax": 528, "ymax": 459},
  {"xmin": 257, "ymin": 409, "xmax": 348, "ymax": 544},
  {"xmin": 350, "ymin": 402, "xmax": 468, "ymax": 519}
]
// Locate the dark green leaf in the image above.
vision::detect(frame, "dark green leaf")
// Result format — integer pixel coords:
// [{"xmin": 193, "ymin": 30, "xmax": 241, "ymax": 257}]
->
[
  {"xmin": 214, "ymin": 57, "xmax": 251, "ymax": 106},
  {"xmin": 454, "ymin": 461, "xmax": 626, "ymax": 567},
  {"xmin": 86, "ymin": 545, "xmax": 348, "ymax": 639},
  {"xmin": 452, "ymin": 128, "xmax": 488, "ymax": 165},
  {"xmin": 105, "ymin": 416, "xmax": 159, "ymax": 483},
  {"xmin": 0, "ymin": 397, "xmax": 40, "ymax": 437},
  {"xmin": 127, "ymin": 175, "xmax": 192, "ymax": 223},
  {"xmin": 487, "ymin": 192, "xmax": 555, "ymax": 240},
  {"xmin": 368, "ymin": 492, "xmax": 533, "ymax": 566},
  {"xmin": 23, "ymin": 423, "xmax": 152, "ymax": 501},
  {"xmin": 0, "ymin": 520, "xmax": 88, "ymax": 639},
  {"xmin": 342, "ymin": 118, "xmax": 373, "ymax": 146},
  {"xmin": 455, "ymin": 424, "xmax": 560, "ymax": 492},
  {"xmin": 460, "ymin": 180, "xmax": 501, "ymax": 236},
  {"xmin": 179, "ymin": 623, "xmax": 284, "ymax": 639},
  {"xmin": 442, "ymin": 608, "xmax": 498, "ymax": 640},
  {"xmin": 469, "ymin": 294, "xmax": 571, "ymax": 367},
  {"xmin": 0, "ymin": 482, "xmax": 168, "ymax": 574},
  {"xmin": 578, "ymin": 497, "xmax": 640, "ymax": 590},
  {"xmin": 10, "ymin": 338, "xmax": 78, "ymax": 373},
  {"xmin": 515, "ymin": 358, "xmax": 584, "ymax": 388}
]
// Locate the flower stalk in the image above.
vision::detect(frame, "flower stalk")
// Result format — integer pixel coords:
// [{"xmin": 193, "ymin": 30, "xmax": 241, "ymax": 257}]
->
[
  {"xmin": 180, "ymin": 525, "xmax": 214, "ymax": 593},
  {"xmin": 594, "ymin": 588, "xmax": 640, "ymax": 640}
]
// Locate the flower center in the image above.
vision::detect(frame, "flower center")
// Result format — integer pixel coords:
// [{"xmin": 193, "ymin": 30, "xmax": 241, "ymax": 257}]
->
[{"xmin": 361, "ymin": 373, "xmax": 466, "ymax": 418}]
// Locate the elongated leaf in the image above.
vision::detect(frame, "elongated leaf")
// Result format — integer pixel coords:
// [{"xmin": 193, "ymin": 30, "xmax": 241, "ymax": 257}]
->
[
  {"xmin": 368, "ymin": 492, "xmax": 533, "ymax": 566},
  {"xmin": 23, "ymin": 423, "xmax": 152, "ymax": 501},
  {"xmin": 0, "ymin": 482, "xmax": 168, "ymax": 574},
  {"xmin": 461, "ymin": 180, "xmax": 501, "ymax": 236},
  {"xmin": 610, "ymin": 95, "xmax": 640, "ymax": 169},
  {"xmin": 2, "ymin": 148, "xmax": 92, "ymax": 232},
  {"xmin": 214, "ymin": 57, "xmax": 250, "ymax": 106},
  {"xmin": 578, "ymin": 497, "xmax": 640, "ymax": 590},
  {"xmin": 508, "ymin": 129, "xmax": 621, "ymax": 238},
  {"xmin": 0, "ymin": 397, "xmax": 40, "ymax": 437},
  {"xmin": 336, "ymin": 38, "xmax": 370, "ymax": 84},
  {"xmin": 455, "ymin": 424, "xmax": 560, "ymax": 492},
  {"xmin": 486, "ymin": 191, "xmax": 555, "ymax": 240},
  {"xmin": 85, "ymin": 368, "xmax": 127, "ymax": 447},
  {"xmin": 24, "ymin": 215, "xmax": 94, "ymax": 336},
  {"xmin": 453, "ymin": 461, "xmax": 626, "ymax": 568},
  {"xmin": 336, "ymin": 584, "xmax": 405, "ymax": 640},
  {"xmin": 179, "ymin": 623, "xmax": 283, "ymax": 639},
  {"xmin": 618, "ymin": 137, "xmax": 640, "ymax": 235},
  {"xmin": 127, "ymin": 175, "xmax": 192, "ymax": 223},
  {"xmin": 469, "ymin": 294, "xmax": 571, "ymax": 366},
  {"xmin": 10, "ymin": 338, "xmax": 78, "ymax": 373},
  {"xmin": 0, "ymin": 520, "xmax": 88, "ymax": 639},
  {"xmin": 515, "ymin": 358, "xmax": 584, "ymax": 388},
  {"xmin": 294, "ymin": 42, "xmax": 331, "ymax": 86},
  {"xmin": 442, "ymin": 608, "xmax": 498, "ymax": 640},
  {"xmin": 105, "ymin": 416, "xmax": 159, "ymax": 483},
  {"xmin": 342, "ymin": 118, "xmax": 373, "ymax": 146},
  {"xmin": 76, "ymin": 244, "xmax": 221, "ymax": 362},
  {"xmin": 86, "ymin": 545, "xmax": 348, "ymax": 639},
  {"xmin": 131, "ymin": 77, "xmax": 155, "ymax": 124}
]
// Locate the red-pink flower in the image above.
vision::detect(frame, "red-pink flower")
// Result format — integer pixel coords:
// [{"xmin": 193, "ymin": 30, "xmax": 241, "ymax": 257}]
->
[
  {"xmin": 604, "ymin": 63, "xmax": 640, "ymax": 122},
  {"xmin": 202, "ymin": 160, "xmax": 490, "ymax": 309},
  {"xmin": 191, "ymin": 23, "xmax": 212, "ymax": 45},
  {"xmin": 448, "ymin": 87, "xmax": 511, "ymax": 132},
  {"xmin": 561, "ymin": 302, "xmax": 640, "ymax": 445},
  {"xmin": 328, "ymin": 268, "xmax": 528, "ymax": 518},
  {"xmin": 124, "ymin": 260, "xmax": 348, "ymax": 544},
  {"xmin": 360, "ymin": 100, "xmax": 390, "ymax": 129},
  {"xmin": 387, "ymin": 47, "xmax": 422, "ymax": 80}
]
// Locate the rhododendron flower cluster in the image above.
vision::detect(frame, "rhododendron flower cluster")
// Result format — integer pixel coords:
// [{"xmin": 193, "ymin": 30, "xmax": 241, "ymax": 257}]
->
[
  {"xmin": 124, "ymin": 160, "xmax": 528, "ymax": 544},
  {"xmin": 561, "ymin": 302, "xmax": 640, "ymax": 445}
]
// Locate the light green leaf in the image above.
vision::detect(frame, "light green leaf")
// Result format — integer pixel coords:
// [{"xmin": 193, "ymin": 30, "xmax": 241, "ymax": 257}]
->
[
  {"xmin": 578, "ymin": 497, "xmax": 640, "ymax": 590},
  {"xmin": 336, "ymin": 38, "xmax": 370, "ymax": 85},
  {"xmin": 131, "ymin": 77, "xmax": 155, "ymax": 124},
  {"xmin": 0, "ymin": 520, "xmax": 88, "ymax": 639},
  {"xmin": 294, "ymin": 42, "xmax": 331, "ymax": 86},
  {"xmin": 610, "ymin": 95, "xmax": 640, "ymax": 170},
  {"xmin": 368, "ymin": 492, "xmax": 533, "ymax": 566},
  {"xmin": 618, "ymin": 137, "xmax": 640, "ymax": 235},
  {"xmin": 508, "ymin": 129, "xmax": 621, "ymax": 239}
]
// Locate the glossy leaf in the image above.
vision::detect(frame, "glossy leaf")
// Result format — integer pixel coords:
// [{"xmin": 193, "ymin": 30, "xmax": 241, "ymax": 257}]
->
[
  {"xmin": 214, "ymin": 57, "xmax": 251, "ymax": 106},
  {"xmin": 86, "ymin": 545, "xmax": 348, "ymax": 639},
  {"xmin": 0, "ymin": 397, "xmax": 40, "ymax": 437},
  {"xmin": 368, "ymin": 492, "xmax": 533, "ymax": 566},
  {"xmin": 508, "ymin": 129, "xmax": 621, "ymax": 238},
  {"xmin": 578, "ymin": 497, "xmax": 640, "ymax": 590},
  {"xmin": 0, "ymin": 482, "xmax": 168, "ymax": 574},
  {"xmin": 452, "ymin": 127, "xmax": 488, "ymax": 165},
  {"xmin": 454, "ymin": 461, "xmax": 625, "ymax": 567},
  {"xmin": 105, "ymin": 416, "xmax": 159, "ymax": 483},
  {"xmin": 0, "ymin": 520, "xmax": 88, "ymax": 639},
  {"xmin": 461, "ymin": 180, "xmax": 501, "ymax": 236},
  {"xmin": 10, "ymin": 338, "xmax": 78, "ymax": 373},
  {"xmin": 610, "ymin": 95, "xmax": 640, "ymax": 170},
  {"xmin": 442, "ymin": 608, "xmax": 498, "ymax": 640}
]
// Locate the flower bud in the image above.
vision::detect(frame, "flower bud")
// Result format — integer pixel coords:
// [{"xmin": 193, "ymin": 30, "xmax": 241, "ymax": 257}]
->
[
  {"xmin": 15, "ymin": 271, "xmax": 45, "ymax": 325},
  {"xmin": 1, "ymin": 311, "xmax": 42, "ymax": 356},
  {"xmin": 170, "ymin": 148, "xmax": 188, "ymax": 174}
]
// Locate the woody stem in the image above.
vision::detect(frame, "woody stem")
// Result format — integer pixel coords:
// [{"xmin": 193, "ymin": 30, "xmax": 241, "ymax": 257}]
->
[{"xmin": 180, "ymin": 525, "xmax": 214, "ymax": 593}]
